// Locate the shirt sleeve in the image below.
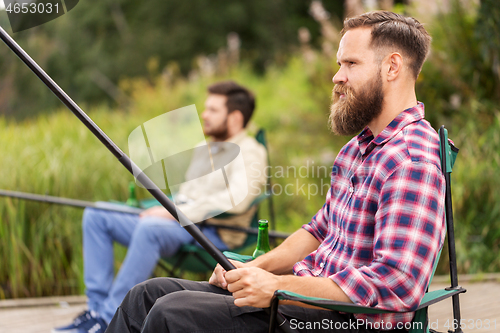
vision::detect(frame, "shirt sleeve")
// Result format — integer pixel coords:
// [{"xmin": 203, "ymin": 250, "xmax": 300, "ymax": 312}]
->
[
  {"xmin": 330, "ymin": 161, "xmax": 446, "ymax": 312},
  {"xmin": 302, "ymin": 187, "xmax": 332, "ymax": 243}
]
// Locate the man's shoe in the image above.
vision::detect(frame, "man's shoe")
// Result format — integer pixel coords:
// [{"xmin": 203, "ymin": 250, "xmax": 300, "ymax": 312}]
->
[
  {"xmin": 52, "ymin": 310, "xmax": 93, "ymax": 333},
  {"xmin": 79, "ymin": 316, "xmax": 108, "ymax": 333}
]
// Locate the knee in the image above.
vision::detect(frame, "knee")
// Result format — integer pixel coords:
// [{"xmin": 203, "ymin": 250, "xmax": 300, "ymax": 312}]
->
[
  {"xmin": 123, "ymin": 278, "xmax": 169, "ymax": 310},
  {"xmin": 155, "ymin": 289, "xmax": 192, "ymax": 307},
  {"xmin": 82, "ymin": 207, "xmax": 105, "ymax": 231},
  {"xmin": 134, "ymin": 218, "xmax": 174, "ymax": 243},
  {"xmin": 123, "ymin": 278, "xmax": 190, "ymax": 317},
  {"xmin": 142, "ymin": 288, "xmax": 234, "ymax": 333},
  {"xmin": 133, "ymin": 220, "xmax": 157, "ymax": 242},
  {"xmin": 146, "ymin": 291, "xmax": 195, "ymax": 327}
]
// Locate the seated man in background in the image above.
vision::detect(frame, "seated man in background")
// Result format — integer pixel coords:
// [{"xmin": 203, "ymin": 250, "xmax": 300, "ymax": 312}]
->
[
  {"xmin": 106, "ymin": 11, "xmax": 446, "ymax": 333},
  {"xmin": 53, "ymin": 81, "xmax": 267, "ymax": 333}
]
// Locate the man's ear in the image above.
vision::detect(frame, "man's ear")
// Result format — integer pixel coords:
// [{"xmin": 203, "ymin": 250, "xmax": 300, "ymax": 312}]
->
[
  {"xmin": 385, "ymin": 52, "xmax": 404, "ymax": 82},
  {"xmin": 228, "ymin": 110, "xmax": 245, "ymax": 130}
]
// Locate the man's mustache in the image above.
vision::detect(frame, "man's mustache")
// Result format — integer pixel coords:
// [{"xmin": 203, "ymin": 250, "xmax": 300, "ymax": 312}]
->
[{"xmin": 332, "ymin": 84, "xmax": 355, "ymax": 101}]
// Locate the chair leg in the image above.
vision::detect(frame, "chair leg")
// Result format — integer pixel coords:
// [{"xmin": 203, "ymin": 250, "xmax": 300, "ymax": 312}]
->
[
  {"xmin": 160, "ymin": 252, "xmax": 189, "ymax": 278},
  {"xmin": 446, "ymin": 290, "xmax": 464, "ymax": 333},
  {"xmin": 269, "ymin": 296, "xmax": 279, "ymax": 333},
  {"xmin": 155, "ymin": 260, "xmax": 174, "ymax": 277},
  {"xmin": 440, "ymin": 128, "xmax": 464, "ymax": 333}
]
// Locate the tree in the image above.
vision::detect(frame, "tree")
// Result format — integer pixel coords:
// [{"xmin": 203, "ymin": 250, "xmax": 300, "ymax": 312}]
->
[{"xmin": 0, "ymin": 0, "xmax": 345, "ymax": 119}]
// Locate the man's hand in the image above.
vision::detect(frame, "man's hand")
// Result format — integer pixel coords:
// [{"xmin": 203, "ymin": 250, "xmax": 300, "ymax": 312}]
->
[
  {"xmin": 209, "ymin": 260, "xmax": 246, "ymax": 289},
  {"xmin": 225, "ymin": 267, "xmax": 280, "ymax": 308},
  {"xmin": 139, "ymin": 206, "xmax": 174, "ymax": 219}
]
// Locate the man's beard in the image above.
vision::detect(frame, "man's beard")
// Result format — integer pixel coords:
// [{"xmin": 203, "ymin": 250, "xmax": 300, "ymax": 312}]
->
[
  {"xmin": 205, "ymin": 117, "xmax": 229, "ymax": 141},
  {"xmin": 329, "ymin": 73, "xmax": 384, "ymax": 136}
]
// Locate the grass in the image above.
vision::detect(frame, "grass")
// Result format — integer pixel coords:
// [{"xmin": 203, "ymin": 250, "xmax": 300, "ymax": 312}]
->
[{"xmin": 0, "ymin": 57, "xmax": 341, "ymax": 298}]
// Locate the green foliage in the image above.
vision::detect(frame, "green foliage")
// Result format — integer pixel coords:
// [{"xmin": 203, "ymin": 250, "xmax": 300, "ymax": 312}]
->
[
  {"xmin": 0, "ymin": 60, "xmax": 342, "ymax": 298},
  {"xmin": 475, "ymin": 0, "xmax": 500, "ymax": 100},
  {"xmin": 447, "ymin": 112, "xmax": 500, "ymax": 273},
  {"xmin": 417, "ymin": 0, "xmax": 500, "ymax": 125},
  {"xmin": 0, "ymin": 0, "xmax": 343, "ymax": 119},
  {"xmin": 414, "ymin": 0, "xmax": 500, "ymax": 274},
  {"xmin": 0, "ymin": 108, "xmax": 134, "ymax": 298}
]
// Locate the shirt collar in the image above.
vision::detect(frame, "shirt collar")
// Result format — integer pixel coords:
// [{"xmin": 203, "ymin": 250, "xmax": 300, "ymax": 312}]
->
[
  {"xmin": 226, "ymin": 129, "xmax": 248, "ymax": 145},
  {"xmin": 207, "ymin": 129, "xmax": 247, "ymax": 144},
  {"xmin": 357, "ymin": 102, "xmax": 425, "ymax": 156}
]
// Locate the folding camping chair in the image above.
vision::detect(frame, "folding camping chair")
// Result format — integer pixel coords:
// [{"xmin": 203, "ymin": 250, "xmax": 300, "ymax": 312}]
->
[
  {"xmin": 149, "ymin": 129, "xmax": 286, "ymax": 277},
  {"xmin": 264, "ymin": 126, "xmax": 466, "ymax": 333}
]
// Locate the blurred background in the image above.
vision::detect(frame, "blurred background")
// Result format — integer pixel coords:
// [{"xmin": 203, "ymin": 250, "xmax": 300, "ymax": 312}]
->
[{"xmin": 0, "ymin": 0, "xmax": 499, "ymax": 299}]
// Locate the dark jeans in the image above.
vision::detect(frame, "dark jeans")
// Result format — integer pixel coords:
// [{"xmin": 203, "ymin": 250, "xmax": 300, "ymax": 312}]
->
[{"xmin": 105, "ymin": 277, "xmax": 408, "ymax": 333}]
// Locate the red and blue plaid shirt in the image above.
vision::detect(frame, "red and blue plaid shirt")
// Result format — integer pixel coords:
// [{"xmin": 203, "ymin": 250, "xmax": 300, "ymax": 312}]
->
[{"xmin": 293, "ymin": 103, "xmax": 446, "ymax": 328}]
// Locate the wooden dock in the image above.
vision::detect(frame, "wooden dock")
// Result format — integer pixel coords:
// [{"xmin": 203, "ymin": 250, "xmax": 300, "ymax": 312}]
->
[
  {"xmin": 0, "ymin": 295, "xmax": 86, "ymax": 333},
  {"xmin": 0, "ymin": 279, "xmax": 499, "ymax": 333}
]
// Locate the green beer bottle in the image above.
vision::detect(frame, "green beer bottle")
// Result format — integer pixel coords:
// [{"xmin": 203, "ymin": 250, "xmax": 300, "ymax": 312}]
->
[
  {"xmin": 252, "ymin": 219, "xmax": 271, "ymax": 259},
  {"xmin": 126, "ymin": 181, "xmax": 141, "ymax": 208}
]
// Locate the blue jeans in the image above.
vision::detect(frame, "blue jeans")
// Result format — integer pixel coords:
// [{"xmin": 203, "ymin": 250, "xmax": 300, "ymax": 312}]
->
[{"xmin": 82, "ymin": 205, "xmax": 228, "ymax": 323}]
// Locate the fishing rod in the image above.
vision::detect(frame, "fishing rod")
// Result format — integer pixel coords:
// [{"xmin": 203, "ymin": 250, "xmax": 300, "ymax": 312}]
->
[
  {"xmin": 0, "ymin": 26, "xmax": 233, "ymax": 272},
  {"xmin": 0, "ymin": 189, "xmax": 143, "ymax": 214},
  {"xmin": 0, "ymin": 189, "xmax": 291, "ymax": 239},
  {"xmin": 0, "ymin": 26, "xmax": 296, "ymax": 333}
]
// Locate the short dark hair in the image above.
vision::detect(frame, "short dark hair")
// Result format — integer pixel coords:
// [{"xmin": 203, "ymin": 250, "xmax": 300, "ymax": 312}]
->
[
  {"xmin": 342, "ymin": 11, "xmax": 431, "ymax": 79},
  {"xmin": 207, "ymin": 81, "xmax": 255, "ymax": 128}
]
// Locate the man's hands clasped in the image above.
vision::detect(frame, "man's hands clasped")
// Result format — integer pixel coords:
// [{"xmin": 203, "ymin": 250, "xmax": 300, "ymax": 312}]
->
[{"xmin": 209, "ymin": 260, "xmax": 280, "ymax": 308}]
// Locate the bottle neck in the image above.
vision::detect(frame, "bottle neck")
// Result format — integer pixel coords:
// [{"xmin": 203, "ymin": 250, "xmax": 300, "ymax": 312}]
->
[
  {"xmin": 256, "ymin": 223, "xmax": 270, "ymax": 251},
  {"xmin": 127, "ymin": 182, "xmax": 140, "ymax": 207},
  {"xmin": 129, "ymin": 183, "xmax": 136, "ymax": 199}
]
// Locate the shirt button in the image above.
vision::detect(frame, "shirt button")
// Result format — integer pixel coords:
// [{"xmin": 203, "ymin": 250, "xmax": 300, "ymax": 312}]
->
[
  {"xmin": 349, "ymin": 186, "xmax": 354, "ymax": 193},
  {"xmin": 319, "ymin": 262, "xmax": 325, "ymax": 268}
]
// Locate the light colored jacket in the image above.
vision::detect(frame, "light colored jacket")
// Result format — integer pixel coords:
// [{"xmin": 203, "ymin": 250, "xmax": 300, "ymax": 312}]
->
[{"xmin": 175, "ymin": 130, "xmax": 267, "ymax": 248}]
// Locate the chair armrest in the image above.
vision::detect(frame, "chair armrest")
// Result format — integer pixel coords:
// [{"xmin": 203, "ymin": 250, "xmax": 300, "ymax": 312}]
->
[
  {"xmin": 272, "ymin": 286, "xmax": 466, "ymax": 314},
  {"xmin": 417, "ymin": 287, "xmax": 466, "ymax": 309},
  {"xmin": 223, "ymin": 251, "xmax": 253, "ymax": 263},
  {"xmin": 273, "ymin": 290, "xmax": 395, "ymax": 314}
]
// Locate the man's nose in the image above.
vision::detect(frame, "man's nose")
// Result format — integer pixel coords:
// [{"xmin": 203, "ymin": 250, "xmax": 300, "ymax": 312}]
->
[
  {"xmin": 201, "ymin": 110, "xmax": 208, "ymax": 120},
  {"xmin": 332, "ymin": 67, "xmax": 346, "ymax": 85}
]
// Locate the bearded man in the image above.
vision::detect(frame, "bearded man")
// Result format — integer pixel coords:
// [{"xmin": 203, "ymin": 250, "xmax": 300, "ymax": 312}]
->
[
  {"xmin": 53, "ymin": 81, "xmax": 267, "ymax": 333},
  {"xmin": 106, "ymin": 11, "xmax": 445, "ymax": 333}
]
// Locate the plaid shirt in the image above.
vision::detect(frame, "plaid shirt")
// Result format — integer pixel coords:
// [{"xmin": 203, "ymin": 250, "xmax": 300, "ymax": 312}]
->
[{"xmin": 293, "ymin": 103, "xmax": 446, "ymax": 328}]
